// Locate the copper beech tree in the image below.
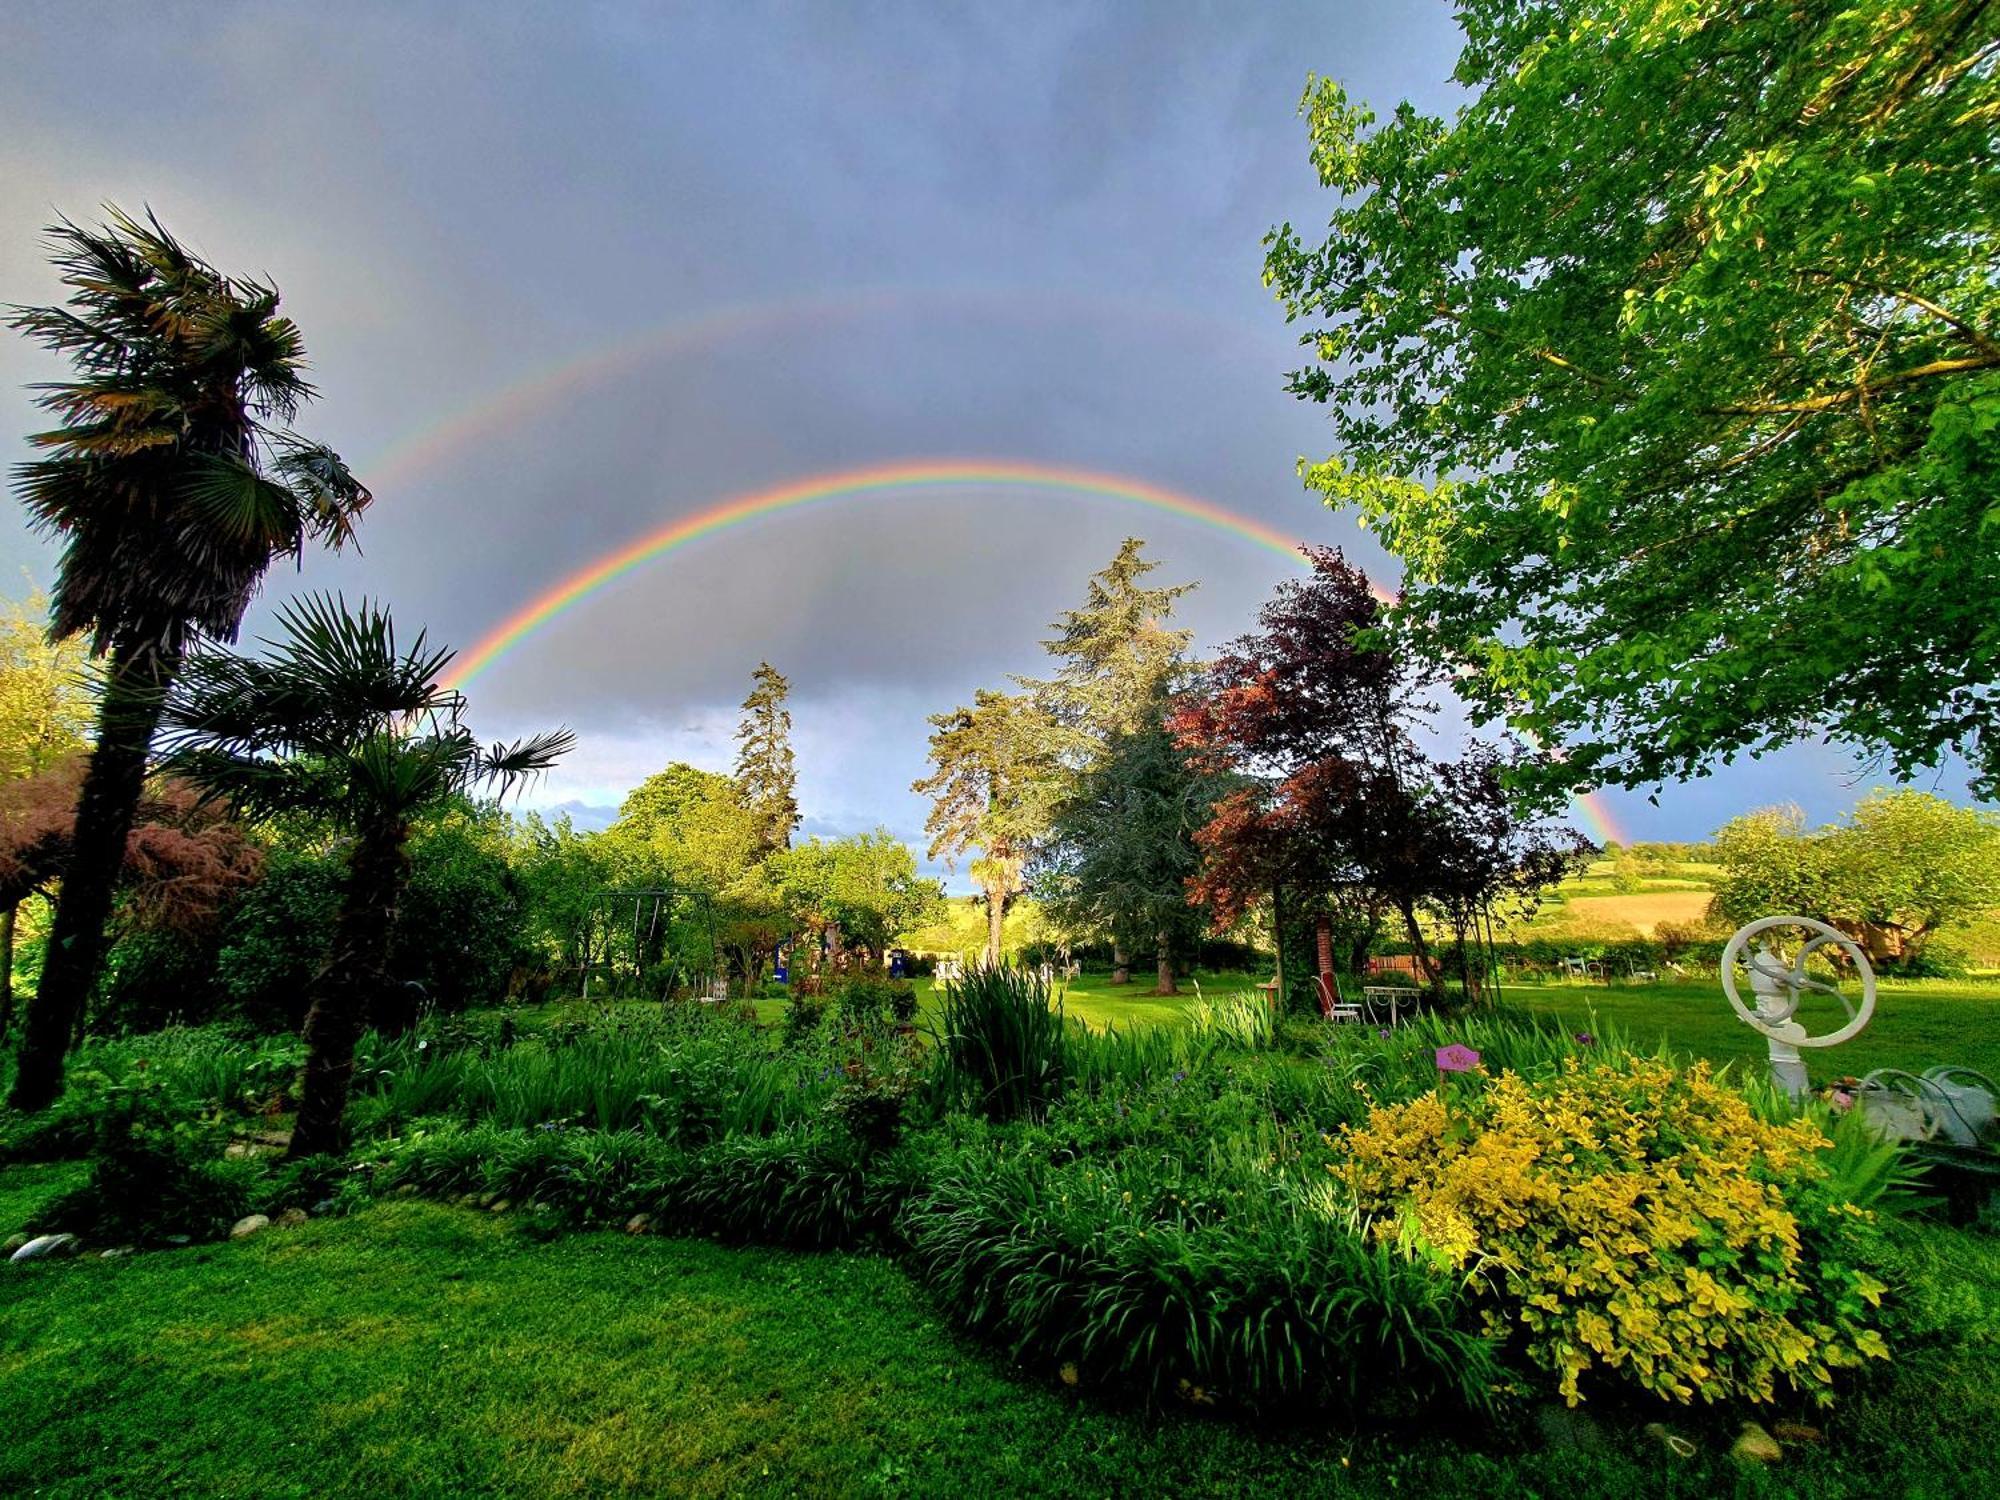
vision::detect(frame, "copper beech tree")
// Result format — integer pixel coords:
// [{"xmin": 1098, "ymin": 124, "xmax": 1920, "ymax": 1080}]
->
[{"xmin": 1174, "ymin": 548, "xmax": 1585, "ymax": 1008}]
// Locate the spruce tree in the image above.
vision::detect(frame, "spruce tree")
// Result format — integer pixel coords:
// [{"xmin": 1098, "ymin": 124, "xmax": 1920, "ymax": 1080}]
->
[
  {"xmin": 1025, "ymin": 538, "xmax": 1203, "ymax": 984},
  {"xmin": 734, "ymin": 661, "xmax": 799, "ymax": 856}
]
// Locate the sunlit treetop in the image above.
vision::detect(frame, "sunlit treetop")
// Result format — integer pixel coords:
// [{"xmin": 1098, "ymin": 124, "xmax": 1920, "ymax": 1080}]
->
[{"xmin": 1266, "ymin": 0, "xmax": 2000, "ymax": 799}]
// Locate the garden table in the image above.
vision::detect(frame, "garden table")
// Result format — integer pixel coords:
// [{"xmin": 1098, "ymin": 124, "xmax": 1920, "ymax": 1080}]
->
[{"xmin": 1361, "ymin": 987, "xmax": 1409, "ymax": 1027}]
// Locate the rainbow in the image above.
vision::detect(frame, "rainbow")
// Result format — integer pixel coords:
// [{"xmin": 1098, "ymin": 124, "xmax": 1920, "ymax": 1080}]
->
[
  {"xmin": 363, "ymin": 287, "xmax": 1276, "ymax": 492},
  {"xmin": 442, "ymin": 458, "xmax": 1628, "ymax": 845}
]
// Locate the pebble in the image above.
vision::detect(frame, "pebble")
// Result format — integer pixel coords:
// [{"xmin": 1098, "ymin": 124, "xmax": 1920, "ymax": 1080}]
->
[
  {"xmin": 229, "ymin": 1214, "xmax": 271, "ymax": 1240},
  {"xmin": 1772, "ymin": 1421, "xmax": 1824, "ymax": 1444},
  {"xmin": 1732, "ymin": 1422, "xmax": 1783, "ymax": 1464},
  {"xmin": 624, "ymin": 1214, "xmax": 652, "ymax": 1235},
  {"xmin": 9, "ymin": 1233, "xmax": 80, "ymax": 1262},
  {"xmin": 100, "ymin": 1246, "xmax": 136, "ymax": 1259},
  {"xmin": 488, "ymin": 1199, "xmax": 512, "ymax": 1213},
  {"xmin": 275, "ymin": 1208, "xmax": 310, "ymax": 1229}
]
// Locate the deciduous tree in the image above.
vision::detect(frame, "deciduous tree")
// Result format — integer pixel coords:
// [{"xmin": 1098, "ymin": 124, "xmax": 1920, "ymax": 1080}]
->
[
  {"xmin": 914, "ymin": 689, "xmax": 1056, "ymax": 967},
  {"xmin": 0, "ymin": 588, "xmax": 93, "ymax": 781},
  {"xmin": 1267, "ymin": 0, "xmax": 2000, "ymax": 799}
]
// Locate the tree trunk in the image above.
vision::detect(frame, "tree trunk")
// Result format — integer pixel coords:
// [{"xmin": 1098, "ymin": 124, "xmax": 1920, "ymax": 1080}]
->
[
  {"xmin": 1153, "ymin": 931, "xmax": 1175, "ymax": 996},
  {"xmin": 8, "ymin": 638, "xmax": 175, "ymax": 1113},
  {"xmin": 1269, "ymin": 880, "xmax": 1285, "ymax": 1010},
  {"xmin": 1396, "ymin": 897, "xmax": 1443, "ymax": 1005},
  {"xmin": 288, "ymin": 821, "xmax": 411, "ymax": 1161},
  {"xmin": 984, "ymin": 886, "xmax": 1006, "ymax": 969},
  {"xmin": 1111, "ymin": 941, "xmax": 1130, "ymax": 986},
  {"xmin": 0, "ymin": 902, "xmax": 15, "ymax": 1044},
  {"xmin": 1316, "ymin": 913, "xmax": 1336, "ymax": 1018}
]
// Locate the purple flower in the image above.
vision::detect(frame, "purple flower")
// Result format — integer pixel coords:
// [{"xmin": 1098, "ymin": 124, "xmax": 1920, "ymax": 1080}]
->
[
  {"xmin": 1574, "ymin": 1032, "xmax": 1595, "ymax": 1047},
  {"xmin": 1172, "ymin": 1069, "xmax": 1187, "ymax": 1083},
  {"xmin": 1377, "ymin": 1027, "xmax": 1393, "ymax": 1040},
  {"xmin": 1435, "ymin": 1044, "xmax": 1482, "ymax": 1075}
]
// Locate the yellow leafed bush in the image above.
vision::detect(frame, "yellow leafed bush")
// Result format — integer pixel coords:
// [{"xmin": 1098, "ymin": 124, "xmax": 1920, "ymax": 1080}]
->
[{"xmin": 1336, "ymin": 1057, "xmax": 1888, "ymax": 1406}]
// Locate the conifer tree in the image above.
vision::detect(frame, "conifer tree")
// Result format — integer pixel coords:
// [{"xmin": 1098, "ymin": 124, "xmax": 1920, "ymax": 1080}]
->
[
  {"xmin": 1025, "ymin": 538, "xmax": 1200, "ymax": 982},
  {"xmin": 733, "ymin": 661, "xmax": 799, "ymax": 857}
]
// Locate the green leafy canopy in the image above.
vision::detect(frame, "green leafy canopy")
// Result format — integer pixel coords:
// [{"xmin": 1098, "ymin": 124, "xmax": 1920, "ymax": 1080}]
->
[{"xmin": 1267, "ymin": 1, "xmax": 2000, "ymax": 798}]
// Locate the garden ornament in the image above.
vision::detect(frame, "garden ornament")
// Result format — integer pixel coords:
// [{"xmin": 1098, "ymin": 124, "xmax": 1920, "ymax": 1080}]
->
[{"xmin": 1720, "ymin": 916, "xmax": 1876, "ymax": 1101}]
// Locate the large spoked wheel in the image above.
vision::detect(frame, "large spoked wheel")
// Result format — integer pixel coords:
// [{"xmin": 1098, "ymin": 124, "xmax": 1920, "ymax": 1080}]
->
[{"xmin": 1721, "ymin": 915, "xmax": 1876, "ymax": 1048}]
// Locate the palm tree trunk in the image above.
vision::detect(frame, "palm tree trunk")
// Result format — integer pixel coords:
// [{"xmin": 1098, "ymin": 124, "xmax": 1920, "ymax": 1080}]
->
[
  {"xmin": 8, "ymin": 638, "xmax": 175, "ymax": 1113},
  {"xmin": 288, "ymin": 820, "xmax": 410, "ymax": 1160},
  {"xmin": 1153, "ymin": 930, "xmax": 1175, "ymax": 996},
  {"xmin": 984, "ymin": 886, "xmax": 1005, "ymax": 969}
]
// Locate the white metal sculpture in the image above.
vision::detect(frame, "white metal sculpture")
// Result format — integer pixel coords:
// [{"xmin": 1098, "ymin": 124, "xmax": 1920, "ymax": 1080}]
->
[{"xmin": 1720, "ymin": 915, "xmax": 1877, "ymax": 1101}]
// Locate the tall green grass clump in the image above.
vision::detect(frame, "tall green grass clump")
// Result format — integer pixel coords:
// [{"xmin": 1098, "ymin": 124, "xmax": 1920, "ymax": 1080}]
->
[
  {"xmin": 901, "ymin": 1118, "xmax": 1495, "ymax": 1415},
  {"xmin": 931, "ymin": 966, "xmax": 1067, "ymax": 1121},
  {"xmin": 1187, "ymin": 990, "xmax": 1277, "ymax": 1051}
]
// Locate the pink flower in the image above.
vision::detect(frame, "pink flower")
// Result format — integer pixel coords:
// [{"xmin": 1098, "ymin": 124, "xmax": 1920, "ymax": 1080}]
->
[
  {"xmin": 1435, "ymin": 1044, "xmax": 1482, "ymax": 1074},
  {"xmin": 1830, "ymin": 1089, "xmax": 1855, "ymax": 1112}
]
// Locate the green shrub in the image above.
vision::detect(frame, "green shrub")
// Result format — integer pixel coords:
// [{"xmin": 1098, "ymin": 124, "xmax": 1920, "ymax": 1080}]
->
[
  {"xmin": 901, "ymin": 1122, "xmax": 1495, "ymax": 1414},
  {"xmin": 1338, "ymin": 1055, "xmax": 1891, "ymax": 1407},
  {"xmin": 40, "ymin": 1081, "xmax": 257, "ymax": 1244},
  {"xmin": 931, "ymin": 966, "xmax": 1068, "ymax": 1122}
]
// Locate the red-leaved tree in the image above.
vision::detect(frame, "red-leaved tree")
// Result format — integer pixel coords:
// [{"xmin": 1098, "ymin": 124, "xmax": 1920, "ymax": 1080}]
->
[
  {"xmin": 1176, "ymin": 548, "xmax": 1586, "ymax": 1008},
  {"xmin": 0, "ymin": 755, "xmax": 262, "ymax": 1041}
]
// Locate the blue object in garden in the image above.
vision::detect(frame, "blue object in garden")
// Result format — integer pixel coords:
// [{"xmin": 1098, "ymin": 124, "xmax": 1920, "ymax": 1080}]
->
[
  {"xmin": 889, "ymin": 949, "xmax": 908, "ymax": 979},
  {"xmin": 773, "ymin": 944, "xmax": 789, "ymax": 985}
]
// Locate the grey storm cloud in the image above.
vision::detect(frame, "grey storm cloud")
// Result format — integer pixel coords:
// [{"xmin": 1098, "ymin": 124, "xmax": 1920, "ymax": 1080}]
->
[{"xmin": 0, "ymin": 2, "xmax": 1977, "ymax": 865}]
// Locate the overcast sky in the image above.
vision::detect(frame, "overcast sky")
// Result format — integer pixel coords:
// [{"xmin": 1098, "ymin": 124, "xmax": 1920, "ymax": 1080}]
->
[{"xmin": 0, "ymin": 2, "xmax": 1977, "ymax": 880}]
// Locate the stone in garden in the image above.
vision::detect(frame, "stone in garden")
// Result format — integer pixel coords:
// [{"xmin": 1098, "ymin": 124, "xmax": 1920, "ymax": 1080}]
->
[
  {"xmin": 310, "ymin": 1199, "xmax": 337, "ymax": 1216},
  {"xmin": 1772, "ymin": 1421, "xmax": 1823, "ymax": 1444},
  {"xmin": 455, "ymin": 1193, "xmax": 481, "ymax": 1208},
  {"xmin": 99, "ymin": 1246, "xmax": 135, "ymax": 1259},
  {"xmin": 275, "ymin": 1208, "xmax": 309, "ymax": 1229},
  {"xmin": 624, "ymin": 1214, "xmax": 652, "ymax": 1235},
  {"xmin": 229, "ymin": 1214, "xmax": 271, "ymax": 1240},
  {"xmin": 1, "ymin": 1234, "xmax": 28, "ymax": 1257},
  {"xmin": 488, "ymin": 1199, "xmax": 511, "ymax": 1213},
  {"xmin": 1732, "ymin": 1423, "xmax": 1783, "ymax": 1464},
  {"xmin": 9, "ymin": 1233, "xmax": 80, "ymax": 1262}
]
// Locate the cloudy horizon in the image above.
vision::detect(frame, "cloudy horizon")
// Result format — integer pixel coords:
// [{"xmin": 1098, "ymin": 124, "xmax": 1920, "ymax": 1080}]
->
[{"xmin": 2, "ymin": 2, "xmax": 1979, "ymax": 886}]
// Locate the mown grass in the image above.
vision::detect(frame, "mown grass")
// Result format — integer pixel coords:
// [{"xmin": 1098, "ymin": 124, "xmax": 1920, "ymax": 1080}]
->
[
  {"xmin": 2, "ymin": 1193, "xmax": 1995, "ymax": 1499},
  {"xmin": 1506, "ymin": 979, "xmax": 2000, "ymax": 1082},
  {"xmin": 548, "ymin": 971, "xmax": 2000, "ymax": 1081}
]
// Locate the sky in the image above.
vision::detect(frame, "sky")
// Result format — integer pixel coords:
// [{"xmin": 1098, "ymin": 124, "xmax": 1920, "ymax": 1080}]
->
[{"xmin": 0, "ymin": 1, "xmax": 1978, "ymax": 882}]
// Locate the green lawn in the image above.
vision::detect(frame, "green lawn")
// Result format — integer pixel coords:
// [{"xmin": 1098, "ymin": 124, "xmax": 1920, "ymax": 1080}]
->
[
  {"xmin": 3, "ymin": 1192, "xmax": 1996, "ymax": 1498},
  {"xmin": 599, "ymin": 971, "xmax": 2000, "ymax": 1083},
  {"xmin": 1505, "ymin": 978, "xmax": 2000, "ymax": 1083}
]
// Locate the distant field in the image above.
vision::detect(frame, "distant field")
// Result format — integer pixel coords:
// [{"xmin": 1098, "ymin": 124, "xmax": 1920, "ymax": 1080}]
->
[{"xmin": 1539, "ymin": 889, "xmax": 1715, "ymax": 935}]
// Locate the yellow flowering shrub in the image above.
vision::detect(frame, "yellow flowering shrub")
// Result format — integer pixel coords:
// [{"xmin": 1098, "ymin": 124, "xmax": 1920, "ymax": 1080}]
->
[{"xmin": 1336, "ymin": 1057, "xmax": 1888, "ymax": 1406}]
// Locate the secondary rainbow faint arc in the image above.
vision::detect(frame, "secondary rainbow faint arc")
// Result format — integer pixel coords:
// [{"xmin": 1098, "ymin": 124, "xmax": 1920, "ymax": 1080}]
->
[{"xmin": 442, "ymin": 458, "xmax": 1629, "ymax": 845}]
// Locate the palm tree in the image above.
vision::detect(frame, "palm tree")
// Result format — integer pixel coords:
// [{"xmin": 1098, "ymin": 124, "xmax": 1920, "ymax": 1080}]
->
[
  {"xmin": 6, "ymin": 209, "xmax": 369, "ymax": 1110},
  {"xmin": 162, "ymin": 595, "xmax": 572, "ymax": 1158}
]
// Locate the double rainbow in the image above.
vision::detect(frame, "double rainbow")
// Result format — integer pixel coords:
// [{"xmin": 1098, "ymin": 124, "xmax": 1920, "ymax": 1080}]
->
[{"xmin": 439, "ymin": 458, "xmax": 1628, "ymax": 845}]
